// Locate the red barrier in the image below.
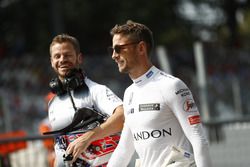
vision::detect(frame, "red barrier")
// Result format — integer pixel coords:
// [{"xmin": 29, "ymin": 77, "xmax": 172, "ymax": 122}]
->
[{"xmin": 0, "ymin": 130, "xmax": 27, "ymax": 156}]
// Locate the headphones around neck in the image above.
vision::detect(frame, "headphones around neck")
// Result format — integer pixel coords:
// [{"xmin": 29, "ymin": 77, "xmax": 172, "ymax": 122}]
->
[{"xmin": 49, "ymin": 68, "xmax": 87, "ymax": 96}]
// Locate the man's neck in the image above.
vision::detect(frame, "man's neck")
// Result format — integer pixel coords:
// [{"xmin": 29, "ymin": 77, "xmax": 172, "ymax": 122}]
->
[{"xmin": 129, "ymin": 63, "xmax": 153, "ymax": 80}]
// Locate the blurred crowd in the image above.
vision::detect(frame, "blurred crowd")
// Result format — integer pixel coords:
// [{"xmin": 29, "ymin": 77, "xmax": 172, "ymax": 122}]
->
[
  {"xmin": 0, "ymin": 50, "xmax": 129, "ymax": 134},
  {"xmin": 0, "ymin": 54, "xmax": 52, "ymax": 133},
  {"xmin": 0, "ymin": 41, "xmax": 250, "ymax": 135}
]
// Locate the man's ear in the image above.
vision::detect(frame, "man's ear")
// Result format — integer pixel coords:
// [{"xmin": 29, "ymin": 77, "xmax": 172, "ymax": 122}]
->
[
  {"xmin": 138, "ymin": 41, "xmax": 147, "ymax": 55},
  {"xmin": 78, "ymin": 53, "xmax": 83, "ymax": 64},
  {"xmin": 50, "ymin": 57, "xmax": 54, "ymax": 67}
]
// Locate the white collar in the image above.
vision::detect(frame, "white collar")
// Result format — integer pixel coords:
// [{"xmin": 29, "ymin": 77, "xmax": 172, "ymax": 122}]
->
[{"xmin": 132, "ymin": 66, "xmax": 158, "ymax": 86}]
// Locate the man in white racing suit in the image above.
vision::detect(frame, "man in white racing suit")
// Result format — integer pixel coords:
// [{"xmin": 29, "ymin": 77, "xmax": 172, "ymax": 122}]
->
[
  {"xmin": 107, "ymin": 21, "xmax": 212, "ymax": 167},
  {"xmin": 48, "ymin": 34, "xmax": 124, "ymax": 166}
]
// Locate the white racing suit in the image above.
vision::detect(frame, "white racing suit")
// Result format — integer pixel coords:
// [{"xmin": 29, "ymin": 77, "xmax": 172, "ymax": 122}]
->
[
  {"xmin": 48, "ymin": 77, "xmax": 122, "ymax": 167},
  {"xmin": 135, "ymin": 146, "xmax": 196, "ymax": 167},
  {"xmin": 107, "ymin": 66, "xmax": 212, "ymax": 167}
]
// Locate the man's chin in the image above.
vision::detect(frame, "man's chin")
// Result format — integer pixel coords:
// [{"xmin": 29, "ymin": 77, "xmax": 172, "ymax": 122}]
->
[
  {"xmin": 118, "ymin": 67, "xmax": 127, "ymax": 74},
  {"xmin": 58, "ymin": 69, "xmax": 70, "ymax": 77}
]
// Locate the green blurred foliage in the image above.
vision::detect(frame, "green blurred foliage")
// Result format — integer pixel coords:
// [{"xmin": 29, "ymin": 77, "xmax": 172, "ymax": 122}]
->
[{"xmin": 1, "ymin": 0, "xmax": 250, "ymax": 55}]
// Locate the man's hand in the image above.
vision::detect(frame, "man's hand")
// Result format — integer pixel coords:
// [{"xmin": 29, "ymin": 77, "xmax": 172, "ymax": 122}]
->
[
  {"xmin": 66, "ymin": 130, "xmax": 94, "ymax": 163},
  {"xmin": 65, "ymin": 105, "xmax": 124, "ymax": 163}
]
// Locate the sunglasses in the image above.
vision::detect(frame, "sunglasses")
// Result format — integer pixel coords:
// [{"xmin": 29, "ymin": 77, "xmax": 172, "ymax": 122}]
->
[{"xmin": 108, "ymin": 41, "xmax": 140, "ymax": 54}]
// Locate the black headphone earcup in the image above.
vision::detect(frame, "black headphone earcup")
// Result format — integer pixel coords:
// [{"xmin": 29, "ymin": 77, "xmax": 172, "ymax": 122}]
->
[
  {"xmin": 49, "ymin": 68, "xmax": 87, "ymax": 96},
  {"xmin": 63, "ymin": 68, "xmax": 86, "ymax": 91},
  {"xmin": 49, "ymin": 78, "xmax": 66, "ymax": 96}
]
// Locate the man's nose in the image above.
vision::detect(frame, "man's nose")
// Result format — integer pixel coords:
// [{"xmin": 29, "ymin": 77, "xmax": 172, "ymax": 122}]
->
[
  {"xmin": 59, "ymin": 55, "xmax": 67, "ymax": 61},
  {"xmin": 112, "ymin": 52, "xmax": 118, "ymax": 60}
]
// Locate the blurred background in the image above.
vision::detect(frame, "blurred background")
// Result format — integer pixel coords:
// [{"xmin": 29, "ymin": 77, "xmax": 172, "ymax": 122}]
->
[{"xmin": 0, "ymin": 0, "xmax": 250, "ymax": 166}]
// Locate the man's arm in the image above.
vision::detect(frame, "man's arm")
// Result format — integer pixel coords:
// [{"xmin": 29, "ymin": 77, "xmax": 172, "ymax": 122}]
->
[
  {"xmin": 66, "ymin": 105, "xmax": 124, "ymax": 162},
  {"xmin": 107, "ymin": 121, "xmax": 135, "ymax": 167},
  {"xmin": 168, "ymin": 79, "xmax": 212, "ymax": 167}
]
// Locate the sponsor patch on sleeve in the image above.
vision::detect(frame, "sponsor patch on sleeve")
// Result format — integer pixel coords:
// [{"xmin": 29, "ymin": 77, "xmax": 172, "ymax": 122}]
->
[
  {"xmin": 106, "ymin": 88, "xmax": 121, "ymax": 102},
  {"xmin": 183, "ymin": 99, "xmax": 197, "ymax": 112},
  {"xmin": 188, "ymin": 115, "xmax": 201, "ymax": 125}
]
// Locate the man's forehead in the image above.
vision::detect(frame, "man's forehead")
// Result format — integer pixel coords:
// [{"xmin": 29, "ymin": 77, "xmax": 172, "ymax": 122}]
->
[
  {"xmin": 51, "ymin": 42, "xmax": 74, "ymax": 52},
  {"xmin": 113, "ymin": 34, "xmax": 130, "ymax": 43}
]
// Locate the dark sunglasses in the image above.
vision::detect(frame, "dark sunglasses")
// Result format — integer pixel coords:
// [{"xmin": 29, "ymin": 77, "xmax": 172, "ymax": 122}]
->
[{"xmin": 108, "ymin": 41, "xmax": 140, "ymax": 54}]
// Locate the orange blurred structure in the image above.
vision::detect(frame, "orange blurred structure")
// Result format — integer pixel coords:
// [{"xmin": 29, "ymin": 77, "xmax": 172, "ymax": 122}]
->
[
  {"xmin": 39, "ymin": 119, "xmax": 54, "ymax": 151},
  {"xmin": 38, "ymin": 92, "xmax": 55, "ymax": 167}
]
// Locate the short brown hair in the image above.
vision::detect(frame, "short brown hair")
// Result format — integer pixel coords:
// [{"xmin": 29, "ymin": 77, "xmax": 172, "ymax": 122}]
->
[
  {"xmin": 110, "ymin": 20, "xmax": 154, "ymax": 54},
  {"xmin": 50, "ymin": 34, "xmax": 80, "ymax": 55}
]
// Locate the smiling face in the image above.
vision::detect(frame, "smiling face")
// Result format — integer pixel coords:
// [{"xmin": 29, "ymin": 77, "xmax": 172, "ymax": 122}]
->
[
  {"xmin": 111, "ymin": 34, "xmax": 141, "ymax": 75},
  {"xmin": 111, "ymin": 34, "xmax": 152, "ymax": 79},
  {"xmin": 50, "ymin": 42, "xmax": 81, "ymax": 80}
]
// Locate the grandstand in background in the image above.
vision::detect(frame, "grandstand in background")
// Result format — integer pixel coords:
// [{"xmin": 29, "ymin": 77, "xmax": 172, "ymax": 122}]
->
[{"xmin": 1, "ymin": 42, "xmax": 250, "ymax": 166}]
